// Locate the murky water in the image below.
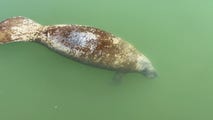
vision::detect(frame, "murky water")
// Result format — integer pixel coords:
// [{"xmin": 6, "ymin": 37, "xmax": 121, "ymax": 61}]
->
[{"xmin": 0, "ymin": 0, "xmax": 213, "ymax": 120}]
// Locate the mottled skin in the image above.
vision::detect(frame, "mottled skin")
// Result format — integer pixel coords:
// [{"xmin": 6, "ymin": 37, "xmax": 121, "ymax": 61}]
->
[{"xmin": 0, "ymin": 16, "xmax": 157, "ymax": 78}]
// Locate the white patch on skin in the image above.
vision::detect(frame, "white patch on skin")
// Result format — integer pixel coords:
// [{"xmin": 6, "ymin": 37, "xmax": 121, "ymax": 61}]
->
[
  {"xmin": 48, "ymin": 31, "xmax": 98, "ymax": 57},
  {"xmin": 112, "ymin": 37, "xmax": 119, "ymax": 44},
  {"xmin": 68, "ymin": 32, "xmax": 97, "ymax": 47},
  {"xmin": 53, "ymin": 24, "xmax": 68, "ymax": 27},
  {"xmin": 68, "ymin": 32, "xmax": 98, "ymax": 53}
]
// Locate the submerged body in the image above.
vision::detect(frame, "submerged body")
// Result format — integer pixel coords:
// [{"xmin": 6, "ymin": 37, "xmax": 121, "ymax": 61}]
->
[{"xmin": 0, "ymin": 16, "xmax": 157, "ymax": 78}]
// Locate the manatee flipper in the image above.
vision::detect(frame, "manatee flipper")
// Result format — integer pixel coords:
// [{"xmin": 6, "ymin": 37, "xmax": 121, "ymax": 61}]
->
[{"xmin": 110, "ymin": 72, "xmax": 126, "ymax": 85}]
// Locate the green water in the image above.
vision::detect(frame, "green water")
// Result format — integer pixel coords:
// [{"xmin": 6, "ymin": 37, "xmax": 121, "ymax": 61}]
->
[{"xmin": 0, "ymin": 0, "xmax": 213, "ymax": 120}]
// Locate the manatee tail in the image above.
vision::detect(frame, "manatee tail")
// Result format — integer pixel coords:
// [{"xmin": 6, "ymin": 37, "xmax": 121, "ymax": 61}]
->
[{"xmin": 0, "ymin": 16, "xmax": 42, "ymax": 44}]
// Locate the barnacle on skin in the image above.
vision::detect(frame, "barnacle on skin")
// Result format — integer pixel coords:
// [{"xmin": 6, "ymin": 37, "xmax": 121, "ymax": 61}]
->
[{"xmin": 0, "ymin": 16, "xmax": 157, "ymax": 78}]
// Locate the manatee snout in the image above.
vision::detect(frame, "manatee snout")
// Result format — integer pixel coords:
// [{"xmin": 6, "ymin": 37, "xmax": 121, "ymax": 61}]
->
[
  {"xmin": 137, "ymin": 55, "xmax": 157, "ymax": 78},
  {"xmin": 141, "ymin": 65, "xmax": 157, "ymax": 78}
]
